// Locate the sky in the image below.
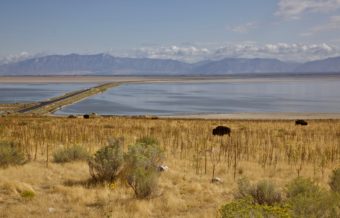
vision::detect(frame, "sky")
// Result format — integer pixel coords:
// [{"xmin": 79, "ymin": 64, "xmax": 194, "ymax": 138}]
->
[{"xmin": 0, "ymin": 0, "xmax": 340, "ymax": 63}]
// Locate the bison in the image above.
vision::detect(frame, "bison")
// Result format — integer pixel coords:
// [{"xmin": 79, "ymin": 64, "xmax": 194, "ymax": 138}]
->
[
  {"xmin": 83, "ymin": 114, "xmax": 90, "ymax": 119},
  {"xmin": 212, "ymin": 126, "xmax": 231, "ymax": 136},
  {"xmin": 295, "ymin": 119, "xmax": 308, "ymax": 126}
]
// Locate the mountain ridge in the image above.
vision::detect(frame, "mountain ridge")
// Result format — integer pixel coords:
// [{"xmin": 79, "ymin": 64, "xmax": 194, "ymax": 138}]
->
[{"xmin": 0, "ymin": 53, "xmax": 339, "ymax": 75}]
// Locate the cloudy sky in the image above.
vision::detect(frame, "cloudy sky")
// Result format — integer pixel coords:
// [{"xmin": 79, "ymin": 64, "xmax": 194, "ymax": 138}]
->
[{"xmin": 0, "ymin": 0, "xmax": 340, "ymax": 63}]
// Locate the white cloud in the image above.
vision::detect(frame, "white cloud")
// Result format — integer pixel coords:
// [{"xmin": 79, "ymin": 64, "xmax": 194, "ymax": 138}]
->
[
  {"xmin": 2, "ymin": 44, "xmax": 338, "ymax": 65},
  {"xmin": 276, "ymin": 0, "xmax": 340, "ymax": 19},
  {"xmin": 0, "ymin": 52, "xmax": 48, "ymax": 65},
  {"xmin": 123, "ymin": 46, "xmax": 211, "ymax": 63},
  {"xmin": 118, "ymin": 43, "xmax": 339, "ymax": 62},
  {"xmin": 0, "ymin": 52, "xmax": 31, "ymax": 64},
  {"xmin": 213, "ymin": 42, "xmax": 338, "ymax": 61},
  {"xmin": 228, "ymin": 22, "xmax": 258, "ymax": 33}
]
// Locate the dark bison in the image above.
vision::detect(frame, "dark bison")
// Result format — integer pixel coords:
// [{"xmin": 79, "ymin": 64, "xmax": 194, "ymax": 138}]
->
[
  {"xmin": 212, "ymin": 126, "xmax": 231, "ymax": 136},
  {"xmin": 83, "ymin": 114, "xmax": 90, "ymax": 119},
  {"xmin": 295, "ymin": 119, "xmax": 308, "ymax": 126}
]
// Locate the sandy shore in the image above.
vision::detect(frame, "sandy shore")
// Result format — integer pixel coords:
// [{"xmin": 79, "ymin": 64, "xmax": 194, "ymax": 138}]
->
[
  {"xmin": 1, "ymin": 74, "xmax": 340, "ymax": 84},
  {"xmin": 162, "ymin": 112, "xmax": 340, "ymax": 120}
]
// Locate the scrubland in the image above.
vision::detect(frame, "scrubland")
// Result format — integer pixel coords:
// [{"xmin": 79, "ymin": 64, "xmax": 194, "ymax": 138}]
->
[{"xmin": 0, "ymin": 115, "xmax": 339, "ymax": 217}]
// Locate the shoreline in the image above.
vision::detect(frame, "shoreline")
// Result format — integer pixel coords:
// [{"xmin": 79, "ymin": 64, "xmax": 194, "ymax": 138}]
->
[
  {"xmin": 1, "ymin": 74, "xmax": 340, "ymax": 84},
  {"xmin": 50, "ymin": 112, "xmax": 340, "ymax": 120},
  {"xmin": 160, "ymin": 112, "xmax": 340, "ymax": 120}
]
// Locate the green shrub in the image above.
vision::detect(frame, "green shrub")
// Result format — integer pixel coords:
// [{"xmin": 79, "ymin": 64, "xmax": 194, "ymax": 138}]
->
[
  {"xmin": 329, "ymin": 168, "xmax": 340, "ymax": 193},
  {"xmin": 219, "ymin": 198, "xmax": 291, "ymax": 218},
  {"xmin": 133, "ymin": 136, "xmax": 163, "ymax": 166},
  {"xmin": 250, "ymin": 180, "xmax": 282, "ymax": 206},
  {"xmin": 0, "ymin": 141, "xmax": 26, "ymax": 168},
  {"xmin": 123, "ymin": 137, "xmax": 163, "ymax": 199},
  {"xmin": 228, "ymin": 177, "xmax": 340, "ymax": 218},
  {"xmin": 235, "ymin": 178, "xmax": 282, "ymax": 206},
  {"xmin": 125, "ymin": 164, "xmax": 158, "ymax": 199},
  {"xmin": 286, "ymin": 177, "xmax": 320, "ymax": 198},
  {"xmin": 287, "ymin": 190, "xmax": 340, "ymax": 218},
  {"xmin": 53, "ymin": 145, "xmax": 90, "ymax": 163},
  {"xmin": 234, "ymin": 177, "xmax": 252, "ymax": 199},
  {"xmin": 286, "ymin": 177, "xmax": 340, "ymax": 218},
  {"xmin": 88, "ymin": 138, "xmax": 124, "ymax": 182}
]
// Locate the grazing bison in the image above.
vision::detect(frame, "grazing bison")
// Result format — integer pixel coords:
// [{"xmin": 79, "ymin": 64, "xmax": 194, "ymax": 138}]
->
[
  {"xmin": 295, "ymin": 119, "xmax": 308, "ymax": 126},
  {"xmin": 83, "ymin": 114, "xmax": 90, "ymax": 119},
  {"xmin": 212, "ymin": 126, "xmax": 231, "ymax": 136}
]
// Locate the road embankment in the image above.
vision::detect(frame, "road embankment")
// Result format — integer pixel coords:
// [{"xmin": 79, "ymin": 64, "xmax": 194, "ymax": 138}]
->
[{"xmin": 17, "ymin": 82, "xmax": 121, "ymax": 114}]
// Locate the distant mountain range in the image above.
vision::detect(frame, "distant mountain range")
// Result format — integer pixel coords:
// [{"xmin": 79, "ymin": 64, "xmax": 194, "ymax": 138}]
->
[{"xmin": 0, "ymin": 53, "xmax": 339, "ymax": 75}]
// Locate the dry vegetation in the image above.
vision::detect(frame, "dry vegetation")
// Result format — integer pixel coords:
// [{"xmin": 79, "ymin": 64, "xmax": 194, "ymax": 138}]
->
[
  {"xmin": 0, "ymin": 103, "xmax": 38, "ymax": 113},
  {"xmin": 0, "ymin": 115, "xmax": 339, "ymax": 217}
]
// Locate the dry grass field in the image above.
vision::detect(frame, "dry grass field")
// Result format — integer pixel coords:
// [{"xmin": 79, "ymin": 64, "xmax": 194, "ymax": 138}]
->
[{"xmin": 0, "ymin": 115, "xmax": 339, "ymax": 217}]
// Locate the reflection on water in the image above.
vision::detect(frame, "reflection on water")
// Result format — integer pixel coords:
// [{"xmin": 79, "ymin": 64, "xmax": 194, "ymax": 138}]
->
[
  {"xmin": 0, "ymin": 83, "xmax": 95, "ymax": 103},
  {"xmin": 56, "ymin": 79, "xmax": 340, "ymax": 115}
]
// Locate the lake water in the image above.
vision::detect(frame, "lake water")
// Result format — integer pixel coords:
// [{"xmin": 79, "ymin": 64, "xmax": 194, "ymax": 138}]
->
[
  {"xmin": 0, "ymin": 83, "xmax": 94, "ymax": 103},
  {"xmin": 56, "ymin": 78, "xmax": 340, "ymax": 115}
]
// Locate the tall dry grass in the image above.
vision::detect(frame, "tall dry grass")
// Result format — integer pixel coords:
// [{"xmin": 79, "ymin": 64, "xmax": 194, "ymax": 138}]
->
[
  {"xmin": 1, "ymin": 116, "xmax": 339, "ymax": 176},
  {"xmin": 0, "ymin": 115, "xmax": 339, "ymax": 217}
]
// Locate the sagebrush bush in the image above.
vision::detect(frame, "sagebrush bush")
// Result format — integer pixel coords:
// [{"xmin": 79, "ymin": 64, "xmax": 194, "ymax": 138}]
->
[
  {"xmin": 235, "ymin": 177, "xmax": 282, "ymax": 206},
  {"xmin": 250, "ymin": 180, "xmax": 282, "ymax": 206},
  {"xmin": 219, "ymin": 198, "xmax": 291, "ymax": 218},
  {"xmin": 0, "ymin": 141, "xmax": 26, "ymax": 168},
  {"xmin": 286, "ymin": 177, "xmax": 320, "ymax": 198},
  {"xmin": 227, "ymin": 177, "xmax": 340, "ymax": 217},
  {"xmin": 329, "ymin": 168, "xmax": 340, "ymax": 193},
  {"xmin": 53, "ymin": 145, "xmax": 90, "ymax": 163},
  {"xmin": 123, "ymin": 137, "xmax": 163, "ymax": 199},
  {"xmin": 234, "ymin": 177, "xmax": 252, "ymax": 199},
  {"xmin": 287, "ymin": 190, "xmax": 340, "ymax": 218},
  {"xmin": 88, "ymin": 138, "xmax": 124, "ymax": 182},
  {"xmin": 286, "ymin": 177, "xmax": 340, "ymax": 218}
]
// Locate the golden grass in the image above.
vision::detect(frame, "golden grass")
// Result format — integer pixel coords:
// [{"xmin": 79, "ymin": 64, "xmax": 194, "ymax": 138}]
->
[
  {"xmin": 0, "ymin": 116, "xmax": 339, "ymax": 217},
  {"xmin": 0, "ymin": 103, "xmax": 38, "ymax": 113}
]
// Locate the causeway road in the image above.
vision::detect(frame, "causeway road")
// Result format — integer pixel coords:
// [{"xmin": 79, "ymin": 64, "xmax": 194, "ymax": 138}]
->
[{"xmin": 18, "ymin": 82, "xmax": 121, "ymax": 114}]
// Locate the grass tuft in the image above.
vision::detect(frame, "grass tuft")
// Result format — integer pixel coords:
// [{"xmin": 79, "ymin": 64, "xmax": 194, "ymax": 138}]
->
[
  {"xmin": 53, "ymin": 145, "xmax": 90, "ymax": 163},
  {"xmin": 0, "ymin": 141, "xmax": 26, "ymax": 168}
]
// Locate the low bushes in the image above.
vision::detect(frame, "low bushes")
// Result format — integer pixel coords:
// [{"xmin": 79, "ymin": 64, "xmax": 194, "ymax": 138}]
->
[
  {"xmin": 222, "ymin": 173, "xmax": 340, "ymax": 218},
  {"xmin": 235, "ymin": 177, "xmax": 282, "ymax": 206},
  {"xmin": 0, "ymin": 141, "xmax": 26, "ymax": 168},
  {"xmin": 220, "ymin": 198, "xmax": 291, "ymax": 218},
  {"xmin": 88, "ymin": 137, "xmax": 164, "ymax": 199},
  {"xmin": 286, "ymin": 177, "xmax": 320, "ymax": 198},
  {"xmin": 286, "ymin": 177, "xmax": 340, "ymax": 218},
  {"xmin": 53, "ymin": 145, "xmax": 90, "ymax": 163},
  {"xmin": 123, "ymin": 137, "xmax": 163, "ymax": 198},
  {"xmin": 250, "ymin": 180, "xmax": 282, "ymax": 206},
  {"xmin": 88, "ymin": 138, "xmax": 124, "ymax": 182},
  {"xmin": 329, "ymin": 168, "xmax": 340, "ymax": 193}
]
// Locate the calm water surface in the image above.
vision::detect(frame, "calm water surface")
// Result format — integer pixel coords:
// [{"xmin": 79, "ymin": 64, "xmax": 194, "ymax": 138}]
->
[
  {"xmin": 56, "ymin": 78, "xmax": 340, "ymax": 115},
  {"xmin": 0, "ymin": 83, "xmax": 94, "ymax": 103}
]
